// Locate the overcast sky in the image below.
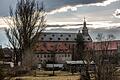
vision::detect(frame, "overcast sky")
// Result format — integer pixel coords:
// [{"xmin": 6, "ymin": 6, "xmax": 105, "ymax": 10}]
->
[
  {"xmin": 0, "ymin": 0, "xmax": 120, "ymax": 47},
  {"xmin": 0, "ymin": 0, "xmax": 120, "ymax": 28}
]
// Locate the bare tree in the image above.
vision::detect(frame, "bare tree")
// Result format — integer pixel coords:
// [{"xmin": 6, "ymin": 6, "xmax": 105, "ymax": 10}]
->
[
  {"xmin": 0, "ymin": 46, "xmax": 5, "ymax": 79},
  {"xmin": 5, "ymin": 0, "xmax": 46, "ymax": 71},
  {"xmin": 0, "ymin": 46, "xmax": 4, "ymax": 61},
  {"xmin": 93, "ymin": 33, "xmax": 117, "ymax": 80},
  {"xmin": 77, "ymin": 33, "xmax": 118, "ymax": 80}
]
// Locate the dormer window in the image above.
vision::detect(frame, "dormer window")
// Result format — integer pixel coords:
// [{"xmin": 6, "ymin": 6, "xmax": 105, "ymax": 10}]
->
[
  {"xmin": 44, "ymin": 34, "xmax": 46, "ymax": 36},
  {"xmin": 41, "ymin": 37, "xmax": 44, "ymax": 40},
  {"xmin": 60, "ymin": 34, "xmax": 63, "ymax": 37},
  {"xmin": 52, "ymin": 34, "xmax": 55, "ymax": 37},
  {"xmin": 58, "ymin": 38, "xmax": 60, "ymax": 40},
  {"xmin": 66, "ymin": 38, "xmax": 69, "ymax": 40},
  {"xmin": 68, "ymin": 35, "xmax": 71, "ymax": 37},
  {"xmin": 49, "ymin": 38, "xmax": 52, "ymax": 40}
]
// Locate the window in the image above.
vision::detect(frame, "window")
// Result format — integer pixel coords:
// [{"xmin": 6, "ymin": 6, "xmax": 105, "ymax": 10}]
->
[
  {"xmin": 37, "ymin": 55, "xmax": 39, "ymax": 58},
  {"xmin": 58, "ymin": 38, "xmax": 60, "ymax": 40},
  {"xmin": 68, "ymin": 35, "xmax": 71, "ymax": 37},
  {"xmin": 48, "ymin": 54, "xmax": 50, "ymax": 57},
  {"xmin": 60, "ymin": 34, "xmax": 63, "ymax": 37},
  {"xmin": 51, "ymin": 45, "xmax": 54, "ymax": 48},
  {"xmin": 64, "ymin": 43, "xmax": 67, "ymax": 46},
  {"xmin": 66, "ymin": 38, "xmax": 69, "ymax": 40},
  {"xmin": 68, "ymin": 54, "xmax": 70, "ymax": 57},
  {"xmin": 86, "ymin": 47, "xmax": 88, "ymax": 50},
  {"xmin": 44, "ymin": 54, "xmax": 46, "ymax": 58},
  {"xmin": 41, "ymin": 54, "xmax": 42, "ymax": 58},
  {"xmin": 50, "ymin": 54, "xmax": 53, "ymax": 57},
  {"xmin": 52, "ymin": 34, "xmax": 55, "ymax": 37},
  {"xmin": 49, "ymin": 38, "xmax": 52, "ymax": 40},
  {"xmin": 59, "ymin": 55, "xmax": 61, "ymax": 57},
  {"xmin": 74, "ymin": 38, "xmax": 76, "ymax": 40},
  {"xmin": 65, "ymin": 54, "xmax": 67, "ymax": 57},
  {"xmin": 41, "ymin": 50, "xmax": 43, "ymax": 52},
  {"xmin": 41, "ymin": 37, "xmax": 44, "ymax": 40},
  {"xmin": 45, "ymin": 60, "xmax": 48, "ymax": 62},
  {"xmin": 44, "ymin": 34, "xmax": 46, "ymax": 36},
  {"xmin": 51, "ymin": 54, "xmax": 54, "ymax": 57}
]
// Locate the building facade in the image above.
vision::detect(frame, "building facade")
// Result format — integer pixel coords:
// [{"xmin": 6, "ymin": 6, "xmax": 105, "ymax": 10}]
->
[{"xmin": 34, "ymin": 19, "xmax": 92, "ymax": 64}]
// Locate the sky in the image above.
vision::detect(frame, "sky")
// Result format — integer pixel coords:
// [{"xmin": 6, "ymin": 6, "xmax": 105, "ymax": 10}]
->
[
  {"xmin": 0, "ymin": 0, "xmax": 120, "ymax": 47},
  {"xmin": 0, "ymin": 0, "xmax": 120, "ymax": 28}
]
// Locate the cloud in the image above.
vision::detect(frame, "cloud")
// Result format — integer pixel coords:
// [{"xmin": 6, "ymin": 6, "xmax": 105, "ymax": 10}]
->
[
  {"xmin": 0, "ymin": 0, "xmax": 119, "ymax": 16},
  {"xmin": 46, "ymin": 21, "xmax": 120, "ymax": 31},
  {"xmin": 113, "ymin": 9, "xmax": 120, "ymax": 18},
  {"xmin": 44, "ymin": 0, "xmax": 119, "ymax": 14}
]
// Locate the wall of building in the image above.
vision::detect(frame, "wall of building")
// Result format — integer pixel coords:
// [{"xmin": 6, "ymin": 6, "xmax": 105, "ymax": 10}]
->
[{"xmin": 34, "ymin": 53, "xmax": 72, "ymax": 64}]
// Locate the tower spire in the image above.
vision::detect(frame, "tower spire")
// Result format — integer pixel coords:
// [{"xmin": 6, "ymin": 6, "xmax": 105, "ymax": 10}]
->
[
  {"xmin": 82, "ymin": 17, "xmax": 88, "ymax": 35},
  {"xmin": 82, "ymin": 17, "xmax": 92, "ymax": 41},
  {"xmin": 83, "ymin": 17, "xmax": 86, "ymax": 28},
  {"xmin": 84, "ymin": 17, "xmax": 86, "ymax": 22}
]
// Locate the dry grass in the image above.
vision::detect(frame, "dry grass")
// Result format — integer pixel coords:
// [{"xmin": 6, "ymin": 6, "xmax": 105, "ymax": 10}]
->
[
  {"xmin": 10, "ymin": 70, "xmax": 80, "ymax": 80},
  {"xmin": 11, "ymin": 75, "xmax": 80, "ymax": 80}
]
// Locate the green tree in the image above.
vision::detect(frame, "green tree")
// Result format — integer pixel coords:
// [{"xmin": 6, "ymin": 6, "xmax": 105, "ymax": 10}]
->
[
  {"xmin": 76, "ymin": 31, "xmax": 91, "ymax": 80},
  {"xmin": 76, "ymin": 31, "xmax": 84, "ymax": 60}
]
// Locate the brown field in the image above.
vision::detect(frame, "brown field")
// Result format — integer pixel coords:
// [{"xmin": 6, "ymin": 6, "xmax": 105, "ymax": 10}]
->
[
  {"xmin": 10, "ymin": 70, "xmax": 80, "ymax": 80},
  {"xmin": 9, "ymin": 70, "xmax": 120, "ymax": 80},
  {"xmin": 11, "ymin": 76, "xmax": 80, "ymax": 80}
]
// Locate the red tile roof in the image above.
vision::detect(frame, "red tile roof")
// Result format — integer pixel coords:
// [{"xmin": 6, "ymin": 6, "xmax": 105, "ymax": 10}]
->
[
  {"xmin": 81, "ymin": 40, "xmax": 120, "ymax": 51},
  {"xmin": 34, "ymin": 42, "xmax": 72, "ymax": 53},
  {"xmin": 34, "ymin": 40, "xmax": 120, "ymax": 54}
]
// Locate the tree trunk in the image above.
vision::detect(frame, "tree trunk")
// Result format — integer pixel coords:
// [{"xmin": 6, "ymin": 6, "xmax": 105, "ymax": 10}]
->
[{"xmin": 22, "ymin": 49, "xmax": 33, "ymax": 71}]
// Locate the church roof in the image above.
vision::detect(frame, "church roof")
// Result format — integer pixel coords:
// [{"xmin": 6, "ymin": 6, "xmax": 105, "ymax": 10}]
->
[
  {"xmin": 84, "ymin": 40, "xmax": 120, "ymax": 51},
  {"xmin": 39, "ymin": 32, "xmax": 79, "ymax": 42},
  {"xmin": 34, "ymin": 42, "xmax": 72, "ymax": 53}
]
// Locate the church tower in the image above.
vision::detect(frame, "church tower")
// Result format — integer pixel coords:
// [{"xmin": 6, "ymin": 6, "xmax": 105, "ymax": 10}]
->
[{"xmin": 82, "ymin": 18, "xmax": 92, "ymax": 42}]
